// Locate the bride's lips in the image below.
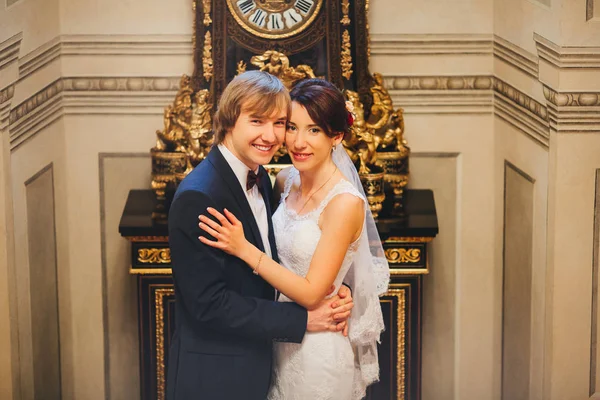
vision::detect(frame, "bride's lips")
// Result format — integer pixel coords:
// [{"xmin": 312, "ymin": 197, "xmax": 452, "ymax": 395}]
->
[{"xmin": 291, "ymin": 151, "xmax": 312, "ymax": 162}]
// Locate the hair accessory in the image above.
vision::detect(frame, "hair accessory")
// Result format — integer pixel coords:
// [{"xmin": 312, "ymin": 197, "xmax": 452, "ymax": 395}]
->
[{"xmin": 345, "ymin": 100, "xmax": 355, "ymax": 127}]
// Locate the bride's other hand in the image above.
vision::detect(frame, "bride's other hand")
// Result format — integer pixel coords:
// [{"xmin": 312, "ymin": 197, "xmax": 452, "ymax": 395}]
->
[
  {"xmin": 332, "ymin": 285, "xmax": 353, "ymax": 336},
  {"xmin": 198, "ymin": 208, "xmax": 251, "ymax": 258}
]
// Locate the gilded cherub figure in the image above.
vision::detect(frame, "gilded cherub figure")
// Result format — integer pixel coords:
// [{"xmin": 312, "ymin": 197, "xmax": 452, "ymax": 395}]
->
[
  {"xmin": 154, "ymin": 75, "xmax": 194, "ymax": 153},
  {"xmin": 366, "ymin": 72, "xmax": 394, "ymax": 131},
  {"xmin": 380, "ymin": 107, "xmax": 407, "ymax": 153},
  {"xmin": 343, "ymin": 90, "xmax": 381, "ymax": 174},
  {"xmin": 186, "ymin": 89, "xmax": 214, "ymax": 169}
]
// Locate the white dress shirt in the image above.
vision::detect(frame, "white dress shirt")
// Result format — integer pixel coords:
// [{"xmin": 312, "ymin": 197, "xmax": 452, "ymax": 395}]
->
[{"xmin": 218, "ymin": 144, "xmax": 272, "ymax": 258}]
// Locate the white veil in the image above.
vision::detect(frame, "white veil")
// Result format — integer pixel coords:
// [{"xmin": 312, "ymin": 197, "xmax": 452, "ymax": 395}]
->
[{"xmin": 332, "ymin": 145, "xmax": 390, "ymax": 399}]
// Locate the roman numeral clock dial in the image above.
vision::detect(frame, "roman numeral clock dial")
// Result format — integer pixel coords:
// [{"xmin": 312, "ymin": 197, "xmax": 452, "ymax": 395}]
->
[{"xmin": 227, "ymin": 0, "xmax": 323, "ymax": 39}]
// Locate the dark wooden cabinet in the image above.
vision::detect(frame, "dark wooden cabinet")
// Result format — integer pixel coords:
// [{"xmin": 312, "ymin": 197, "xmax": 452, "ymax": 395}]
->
[{"xmin": 119, "ymin": 189, "xmax": 437, "ymax": 400}]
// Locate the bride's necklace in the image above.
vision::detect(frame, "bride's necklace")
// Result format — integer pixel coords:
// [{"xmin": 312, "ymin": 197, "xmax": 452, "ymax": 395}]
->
[{"xmin": 295, "ymin": 165, "xmax": 338, "ymax": 215}]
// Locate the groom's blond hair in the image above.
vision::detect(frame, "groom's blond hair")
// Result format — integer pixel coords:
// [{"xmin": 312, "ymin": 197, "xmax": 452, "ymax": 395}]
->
[{"xmin": 212, "ymin": 71, "xmax": 291, "ymax": 145}]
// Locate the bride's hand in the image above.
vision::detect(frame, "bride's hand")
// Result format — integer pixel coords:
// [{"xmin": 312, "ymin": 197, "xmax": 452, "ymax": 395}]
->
[{"xmin": 198, "ymin": 208, "xmax": 250, "ymax": 258}]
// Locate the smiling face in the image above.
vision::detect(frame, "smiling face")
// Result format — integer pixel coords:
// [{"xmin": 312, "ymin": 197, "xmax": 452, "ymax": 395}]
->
[
  {"xmin": 224, "ymin": 106, "xmax": 287, "ymax": 171},
  {"xmin": 286, "ymin": 101, "xmax": 342, "ymax": 172}
]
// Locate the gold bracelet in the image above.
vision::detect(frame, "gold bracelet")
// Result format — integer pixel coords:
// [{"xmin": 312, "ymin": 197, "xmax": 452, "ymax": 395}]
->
[{"xmin": 253, "ymin": 252, "xmax": 264, "ymax": 275}]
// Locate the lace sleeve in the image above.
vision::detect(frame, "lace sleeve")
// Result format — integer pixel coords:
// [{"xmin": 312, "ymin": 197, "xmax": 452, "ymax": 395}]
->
[{"xmin": 280, "ymin": 167, "xmax": 298, "ymax": 203}]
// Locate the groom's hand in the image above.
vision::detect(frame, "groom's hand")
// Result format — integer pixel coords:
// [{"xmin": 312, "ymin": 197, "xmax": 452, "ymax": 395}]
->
[
  {"xmin": 306, "ymin": 286, "xmax": 354, "ymax": 336},
  {"xmin": 332, "ymin": 285, "xmax": 353, "ymax": 337}
]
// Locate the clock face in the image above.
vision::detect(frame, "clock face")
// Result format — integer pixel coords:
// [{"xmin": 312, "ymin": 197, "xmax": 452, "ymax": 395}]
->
[{"xmin": 226, "ymin": 0, "xmax": 323, "ymax": 39}]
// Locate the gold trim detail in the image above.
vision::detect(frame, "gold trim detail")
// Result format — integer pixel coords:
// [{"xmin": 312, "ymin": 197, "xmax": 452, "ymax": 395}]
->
[
  {"xmin": 385, "ymin": 288, "xmax": 406, "ymax": 399},
  {"xmin": 129, "ymin": 267, "xmax": 173, "ymax": 275},
  {"xmin": 225, "ymin": 0, "xmax": 324, "ymax": 40},
  {"xmin": 341, "ymin": 29, "xmax": 353, "ymax": 80},
  {"xmin": 366, "ymin": 0, "xmax": 371, "ymax": 60},
  {"xmin": 137, "ymin": 248, "xmax": 171, "ymax": 264},
  {"xmin": 341, "ymin": 0, "xmax": 351, "ymax": 25},
  {"xmin": 202, "ymin": 31, "xmax": 213, "ymax": 82},
  {"xmin": 386, "ymin": 236, "xmax": 434, "ymax": 243},
  {"xmin": 390, "ymin": 268, "xmax": 428, "ymax": 276},
  {"xmin": 126, "ymin": 236, "xmax": 169, "ymax": 242},
  {"xmin": 202, "ymin": 0, "xmax": 212, "ymax": 26},
  {"xmin": 155, "ymin": 288, "xmax": 175, "ymax": 400},
  {"xmin": 385, "ymin": 248, "xmax": 421, "ymax": 264}
]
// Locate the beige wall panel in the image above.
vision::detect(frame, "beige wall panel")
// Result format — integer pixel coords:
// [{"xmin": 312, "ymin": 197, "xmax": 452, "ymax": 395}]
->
[
  {"xmin": 409, "ymin": 154, "xmax": 458, "ymax": 400},
  {"xmin": 100, "ymin": 154, "xmax": 151, "ymax": 400},
  {"xmin": 369, "ymin": 0, "xmax": 493, "ymax": 34},
  {"xmin": 0, "ymin": 112, "xmax": 17, "ymax": 399},
  {"xmin": 501, "ymin": 163, "xmax": 534, "ymax": 400},
  {"xmin": 11, "ymin": 120, "xmax": 70, "ymax": 400},
  {"xmin": 404, "ymin": 113, "xmax": 496, "ymax": 398},
  {"xmin": 59, "ymin": 114, "xmax": 157, "ymax": 398},
  {"xmin": 371, "ymin": 54, "xmax": 493, "ymax": 77},
  {"xmin": 0, "ymin": 0, "xmax": 61, "ymax": 56},
  {"xmin": 592, "ymin": 170, "xmax": 600, "ymax": 396},
  {"xmin": 493, "ymin": 0, "xmax": 560, "ymax": 53},
  {"xmin": 60, "ymin": 53, "xmax": 193, "ymax": 78},
  {"xmin": 25, "ymin": 164, "xmax": 62, "ymax": 400},
  {"xmin": 59, "ymin": 0, "xmax": 193, "ymax": 35},
  {"xmin": 494, "ymin": 117, "xmax": 549, "ymax": 400},
  {"xmin": 546, "ymin": 133, "xmax": 600, "ymax": 400},
  {"xmin": 562, "ymin": 0, "xmax": 600, "ymax": 45}
]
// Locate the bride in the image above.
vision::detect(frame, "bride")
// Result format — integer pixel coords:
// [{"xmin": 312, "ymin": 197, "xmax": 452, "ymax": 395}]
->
[{"xmin": 198, "ymin": 78, "xmax": 389, "ymax": 400}]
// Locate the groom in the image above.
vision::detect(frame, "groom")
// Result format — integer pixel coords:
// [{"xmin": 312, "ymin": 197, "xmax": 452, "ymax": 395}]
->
[{"xmin": 166, "ymin": 71, "xmax": 354, "ymax": 400}]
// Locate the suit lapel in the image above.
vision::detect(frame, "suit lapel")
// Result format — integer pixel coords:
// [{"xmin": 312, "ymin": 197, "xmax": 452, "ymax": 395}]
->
[
  {"xmin": 206, "ymin": 147, "xmax": 265, "ymax": 253},
  {"xmin": 258, "ymin": 167, "xmax": 279, "ymax": 263}
]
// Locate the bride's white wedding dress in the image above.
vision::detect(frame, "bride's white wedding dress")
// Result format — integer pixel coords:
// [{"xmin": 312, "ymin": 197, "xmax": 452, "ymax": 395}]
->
[{"xmin": 268, "ymin": 168, "xmax": 365, "ymax": 400}]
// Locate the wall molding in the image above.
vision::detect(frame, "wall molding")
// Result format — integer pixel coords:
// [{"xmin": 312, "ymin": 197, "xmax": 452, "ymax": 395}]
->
[
  {"xmin": 8, "ymin": 77, "xmax": 180, "ymax": 150},
  {"xmin": 493, "ymin": 35, "xmax": 538, "ymax": 78},
  {"xmin": 370, "ymin": 34, "xmax": 493, "ymax": 55},
  {"xmin": 6, "ymin": 33, "xmax": 600, "ymax": 151},
  {"xmin": 0, "ymin": 85, "xmax": 15, "ymax": 131},
  {"xmin": 543, "ymin": 86, "xmax": 600, "ymax": 133},
  {"xmin": 0, "ymin": 32, "xmax": 22, "ymax": 72},
  {"xmin": 534, "ymin": 33, "xmax": 600, "ymax": 69},
  {"xmin": 18, "ymin": 34, "xmax": 192, "ymax": 81}
]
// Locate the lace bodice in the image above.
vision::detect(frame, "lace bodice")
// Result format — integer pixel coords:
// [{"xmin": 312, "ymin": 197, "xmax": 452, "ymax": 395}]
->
[{"xmin": 272, "ymin": 168, "xmax": 365, "ymax": 300}]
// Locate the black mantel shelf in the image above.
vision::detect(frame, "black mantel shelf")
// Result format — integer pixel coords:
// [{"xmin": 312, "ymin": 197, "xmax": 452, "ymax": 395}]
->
[{"xmin": 118, "ymin": 189, "xmax": 439, "ymax": 240}]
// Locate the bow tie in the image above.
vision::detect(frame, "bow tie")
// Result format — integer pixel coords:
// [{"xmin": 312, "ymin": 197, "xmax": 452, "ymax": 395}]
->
[{"xmin": 246, "ymin": 169, "xmax": 264, "ymax": 191}]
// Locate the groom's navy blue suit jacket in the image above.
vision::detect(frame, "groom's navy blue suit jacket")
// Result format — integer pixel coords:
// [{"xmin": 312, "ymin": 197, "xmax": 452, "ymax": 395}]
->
[{"xmin": 166, "ymin": 147, "xmax": 308, "ymax": 400}]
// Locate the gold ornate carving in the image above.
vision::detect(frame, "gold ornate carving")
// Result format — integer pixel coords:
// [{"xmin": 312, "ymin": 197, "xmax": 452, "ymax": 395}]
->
[
  {"xmin": 387, "ymin": 236, "xmax": 434, "ymax": 243},
  {"xmin": 385, "ymin": 248, "xmax": 421, "ymax": 264},
  {"xmin": 366, "ymin": 73, "xmax": 394, "ymax": 131},
  {"xmin": 236, "ymin": 60, "xmax": 247, "ymax": 75},
  {"xmin": 137, "ymin": 248, "xmax": 172, "ymax": 264},
  {"xmin": 340, "ymin": 0, "xmax": 351, "ymax": 25},
  {"xmin": 343, "ymin": 90, "xmax": 381, "ymax": 174},
  {"xmin": 187, "ymin": 89, "xmax": 214, "ymax": 167},
  {"xmin": 202, "ymin": 31, "xmax": 213, "ymax": 82},
  {"xmin": 366, "ymin": 0, "xmax": 371, "ymax": 60},
  {"xmin": 155, "ymin": 287, "xmax": 174, "ymax": 400},
  {"xmin": 129, "ymin": 267, "xmax": 173, "ymax": 275},
  {"xmin": 225, "ymin": 0, "xmax": 324, "ymax": 40},
  {"xmin": 249, "ymin": 50, "xmax": 316, "ymax": 89},
  {"xmin": 126, "ymin": 236, "xmax": 170, "ymax": 243},
  {"xmin": 341, "ymin": 30, "xmax": 353, "ymax": 80},
  {"xmin": 154, "ymin": 75, "xmax": 194, "ymax": 154},
  {"xmin": 385, "ymin": 288, "xmax": 406, "ymax": 399},
  {"xmin": 151, "ymin": 75, "xmax": 214, "ymax": 199},
  {"xmin": 202, "ymin": 0, "xmax": 212, "ymax": 26}
]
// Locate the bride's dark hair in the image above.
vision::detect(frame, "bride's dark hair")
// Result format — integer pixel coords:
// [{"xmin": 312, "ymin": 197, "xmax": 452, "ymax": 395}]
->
[{"xmin": 289, "ymin": 79, "xmax": 350, "ymax": 139}]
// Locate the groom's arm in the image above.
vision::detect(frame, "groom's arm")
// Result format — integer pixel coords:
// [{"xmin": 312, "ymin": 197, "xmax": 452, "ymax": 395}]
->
[{"xmin": 169, "ymin": 190, "xmax": 307, "ymax": 343}]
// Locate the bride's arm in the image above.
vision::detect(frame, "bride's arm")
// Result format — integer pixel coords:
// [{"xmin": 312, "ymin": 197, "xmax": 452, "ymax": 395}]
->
[{"xmin": 198, "ymin": 194, "xmax": 363, "ymax": 310}]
